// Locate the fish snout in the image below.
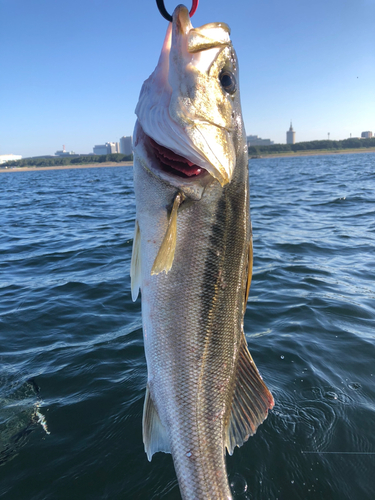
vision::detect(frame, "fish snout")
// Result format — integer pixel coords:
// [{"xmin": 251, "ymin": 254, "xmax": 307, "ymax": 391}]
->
[{"xmin": 172, "ymin": 5, "xmax": 193, "ymax": 35}]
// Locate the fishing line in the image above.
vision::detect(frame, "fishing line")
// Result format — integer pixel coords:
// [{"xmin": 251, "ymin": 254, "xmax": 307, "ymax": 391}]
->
[{"xmin": 156, "ymin": 0, "xmax": 199, "ymax": 22}]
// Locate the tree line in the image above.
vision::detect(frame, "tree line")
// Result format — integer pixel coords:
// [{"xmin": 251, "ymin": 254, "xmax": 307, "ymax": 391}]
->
[
  {"xmin": 1, "ymin": 153, "xmax": 133, "ymax": 168},
  {"xmin": 3, "ymin": 137, "xmax": 374, "ymax": 167},
  {"xmin": 248, "ymin": 137, "xmax": 375, "ymax": 155}
]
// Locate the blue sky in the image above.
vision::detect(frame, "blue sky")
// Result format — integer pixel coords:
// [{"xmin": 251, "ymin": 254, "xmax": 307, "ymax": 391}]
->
[{"xmin": 1, "ymin": 0, "xmax": 374, "ymax": 158}]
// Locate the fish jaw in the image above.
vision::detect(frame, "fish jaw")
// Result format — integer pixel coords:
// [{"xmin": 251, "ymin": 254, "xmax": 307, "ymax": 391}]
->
[{"xmin": 135, "ymin": 5, "xmax": 241, "ymax": 188}]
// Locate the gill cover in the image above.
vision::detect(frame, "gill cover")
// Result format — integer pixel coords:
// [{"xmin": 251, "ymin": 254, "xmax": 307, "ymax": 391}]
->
[{"xmin": 135, "ymin": 5, "xmax": 240, "ymax": 186}]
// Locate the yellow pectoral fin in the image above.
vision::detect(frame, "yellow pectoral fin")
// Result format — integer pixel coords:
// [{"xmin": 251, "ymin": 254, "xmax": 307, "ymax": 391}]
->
[
  {"xmin": 151, "ymin": 192, "xmax": 183, "ymax": 276},
  {"xmin": 130, "ymin": 219, "xmax": 142, "ymax": 301},
  {"xmin": 244, "ymin": 236, "xmax": 253, "ymax": 309}
]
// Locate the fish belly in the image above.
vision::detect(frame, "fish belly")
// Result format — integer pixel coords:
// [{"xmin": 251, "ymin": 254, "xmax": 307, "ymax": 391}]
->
[{"xmin": 134, "ymin": 161, "xmax": 249, "ymax": 499}]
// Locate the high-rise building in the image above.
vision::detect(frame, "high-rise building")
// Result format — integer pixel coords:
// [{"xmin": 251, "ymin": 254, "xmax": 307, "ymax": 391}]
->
[
  {"xmin": 361, "ymin": 131, "xmax": 373, "ymax": 138},
  {"xmin": 286, "ymin": 122, "xmax": 296, "ymax": 144},
  {"xmin": 106, "ymin": 142, "xmax": 120, "ymax": 154},
  {"xmin": 120, "ymin": 136, "xmax": 133, "ymax": 156}
]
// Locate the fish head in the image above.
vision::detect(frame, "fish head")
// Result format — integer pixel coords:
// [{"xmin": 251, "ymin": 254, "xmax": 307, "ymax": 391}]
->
[{"xmin": 134, "ymin": 5, "xmax": 245, "ymax": 200}]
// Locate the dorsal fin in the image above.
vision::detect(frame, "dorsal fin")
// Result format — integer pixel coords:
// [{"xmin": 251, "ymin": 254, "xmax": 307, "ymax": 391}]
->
[
  {"xmin": 142, "ymin": 384, "xmax": 171, "ymax": 461},
  {"xmin": 225, "ymin": 333, "xmax": 274, "ymax": 455},
  {"xmin": 130, "ymin": 219, "xmax": 142, "ymax": 301}
]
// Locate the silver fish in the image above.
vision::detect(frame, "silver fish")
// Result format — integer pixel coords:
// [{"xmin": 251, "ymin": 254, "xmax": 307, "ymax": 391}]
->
[{"xmin": 131, "ymin": 5, "xmax": 274, "ymax": 499}]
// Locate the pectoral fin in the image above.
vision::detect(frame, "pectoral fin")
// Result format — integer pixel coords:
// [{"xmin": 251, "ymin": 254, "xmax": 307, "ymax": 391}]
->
[
  {"xmin": 244, "ymin": 236, "xmax": 253, "ymax": 311},
  {"xmin": 225, "ymin": 333, "xmax": 274, "ymax": 455},
  {"xmin": 143, "ymin": 384, "xmax": 171, "ymax": 461},
  {"xmin": 130, "ymin": 220, "xmax": 142, "ymax": 301},
  {"xmin": 151, "ymin": 192, "xmax": 183, "ymax": 275}
]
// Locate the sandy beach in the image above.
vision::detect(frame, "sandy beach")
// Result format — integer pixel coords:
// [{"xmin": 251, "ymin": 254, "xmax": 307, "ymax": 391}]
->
[{"xmin": 0, "ymin": 161, "xmax": 133, "ymax": 173}]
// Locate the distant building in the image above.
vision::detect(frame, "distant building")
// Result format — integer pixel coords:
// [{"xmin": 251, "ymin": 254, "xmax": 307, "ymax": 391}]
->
[
  {"xmin": 93, "ymin": 144, "xmax": 108, "ymax": 155},
  {"xmin": 361, "ymin": 131, "xmax": 373, "ymax": 138},
  {"xmin": 55, "ymin": 150, "xmax": 75, "ymax": 156},
  {"xmin": 246, "ymin": 135, "xmax": 274, "ymax": 147},
  {"xmin": 55, "ymin": 145, "xmax": 75, "ymax": 156},
  {"xmin": 120, "ymin": 136, "xmax": 133, "ymax": 156},
  {"xmin": 106, "ymin": 142, "xmax": 120, "ymax": 154},
  {"xmin": 0, "ymin": 154, "xmax": 22, "ymax": 164},
  {"xmin": 93, "ymin": 142, "xmax": 120, "ymax": 155},
  {"xmin": 286, "ymin": 122, "xmax": 296, "ymax": 144}
]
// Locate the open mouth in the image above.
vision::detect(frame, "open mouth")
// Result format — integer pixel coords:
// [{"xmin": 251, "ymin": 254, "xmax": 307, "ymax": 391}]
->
[{"xmin": 148, "ymin": 136, "xmax": 203, "ymax": 178}]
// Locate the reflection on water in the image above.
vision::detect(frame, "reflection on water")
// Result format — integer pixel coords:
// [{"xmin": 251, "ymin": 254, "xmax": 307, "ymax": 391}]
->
[{"xmin": 0, "ymin": 157, "xmax": 375, "ymax": 499}]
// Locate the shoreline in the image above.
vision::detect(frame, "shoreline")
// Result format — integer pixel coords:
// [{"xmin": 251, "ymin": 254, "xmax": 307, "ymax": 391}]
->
[
  {"xmin": 1, "ymin": 147, "xmax": 375, "ymax": 172},
  {"xmin": 251, "ymin": 147, "xmax": 375, "ymax": 159},
  {"xmin": 0, "ymin": 161, "xmax": 133, "ymax": 173}
]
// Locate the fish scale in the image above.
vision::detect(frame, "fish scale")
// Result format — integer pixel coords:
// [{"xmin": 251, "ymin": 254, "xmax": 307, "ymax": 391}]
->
[{"xmin": 131, "ymin": 5, "xmax": 273, "ymax": 499}]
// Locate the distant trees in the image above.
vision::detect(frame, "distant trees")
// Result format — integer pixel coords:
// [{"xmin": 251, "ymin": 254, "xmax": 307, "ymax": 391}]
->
[
  {"xmin": 2, "ymin": 137, "xmax": 374, "ymax": 168},
  {"xmin": 248, "ymin": 137, "xmax": 375, "ymax": 156},
  {"xmin": 1, "ymin": 153, "xmax": 133, "ymax": 168}
]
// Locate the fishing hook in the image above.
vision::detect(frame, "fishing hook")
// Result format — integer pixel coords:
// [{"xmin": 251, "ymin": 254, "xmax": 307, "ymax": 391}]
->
[{"xmin": 156, "ymin": 0, "xmax": 199, "ymax": 22}]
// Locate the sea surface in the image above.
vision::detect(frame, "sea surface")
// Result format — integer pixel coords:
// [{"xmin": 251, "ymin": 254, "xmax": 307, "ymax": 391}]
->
[{"xmin": 1, "ymin": 153, "xmax": 374, "ymax": 500}]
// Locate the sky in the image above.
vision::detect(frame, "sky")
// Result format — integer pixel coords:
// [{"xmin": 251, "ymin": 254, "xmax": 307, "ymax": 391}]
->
[{"xmin": 1, "ymin": 0, "xmax": 374, "ymax": 158}]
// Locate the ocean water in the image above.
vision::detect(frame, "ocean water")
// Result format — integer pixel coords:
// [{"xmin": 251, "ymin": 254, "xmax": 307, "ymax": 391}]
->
[{"xmin": 0, "ymin": 154, "xmax": 374, "ymax": 499}]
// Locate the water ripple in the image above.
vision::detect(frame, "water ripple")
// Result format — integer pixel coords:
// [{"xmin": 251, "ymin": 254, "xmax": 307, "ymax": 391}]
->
[{"xmin": 1, "ymin": 157, "xmax": 375, "ymax": 499}]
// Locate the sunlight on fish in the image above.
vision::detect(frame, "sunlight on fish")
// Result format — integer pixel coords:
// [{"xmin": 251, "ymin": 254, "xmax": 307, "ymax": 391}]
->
[{"xmin": 131, "ymin": 4, "xmax": 274, "ymax": 499}]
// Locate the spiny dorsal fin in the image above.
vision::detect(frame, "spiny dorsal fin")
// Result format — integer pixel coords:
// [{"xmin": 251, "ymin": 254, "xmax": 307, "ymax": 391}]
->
[
  {"xmin": 151, "ymin": 192, "xmax": 183, "ymax": 275},
  {"xmin": 130, "ymin": 219, "xmax": 141, "ymax": 302},
  {"xmin": 142, "ymin": 384, "xmax": 171, "ymax": 461},
  {"xmin": 225, "ymin": 333, "xmax": 274, "ymax": 455}
]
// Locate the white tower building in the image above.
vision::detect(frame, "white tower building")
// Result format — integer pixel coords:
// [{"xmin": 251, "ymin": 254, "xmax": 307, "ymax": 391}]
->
[{"xmin": 286, "ymin": 122, "xmax": 296, "ymax": 144}]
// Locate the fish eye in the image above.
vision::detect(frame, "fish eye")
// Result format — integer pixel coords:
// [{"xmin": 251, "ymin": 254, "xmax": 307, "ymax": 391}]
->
[{"xmin": 219, "ymin": 70, "xmax": 236, "ymax": 94}]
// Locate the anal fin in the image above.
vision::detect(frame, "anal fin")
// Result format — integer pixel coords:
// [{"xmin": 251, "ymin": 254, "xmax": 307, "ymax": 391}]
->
[
  {"xmin": 142, "ymin": 384, "xmax": 171, "ymax": 461},
  {"xmin": 226, "ymin": 333, "xmax": 274, "ymax": 455}
]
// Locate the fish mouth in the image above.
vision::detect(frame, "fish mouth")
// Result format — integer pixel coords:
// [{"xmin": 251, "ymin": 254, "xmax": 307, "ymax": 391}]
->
[
  {"xmin": 148, "ymin": 136, "xmax": 204, "ymax": 179},
  {"xmin": 134, "ymin": 122, "xmax": 213, "ymax": 200}
]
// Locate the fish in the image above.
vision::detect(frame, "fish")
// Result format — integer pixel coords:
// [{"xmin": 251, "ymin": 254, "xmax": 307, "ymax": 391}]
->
[{"xmin": 131, "ymin": 5, "xmax": 274, "ymax": 499}]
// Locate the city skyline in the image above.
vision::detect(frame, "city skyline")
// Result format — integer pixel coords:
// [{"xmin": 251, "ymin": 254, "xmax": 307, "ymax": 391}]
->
[
  {"xmin": 1, "ymin": 0, "xmax": 374, "ymax": 158},
  {"xmin": 4, "ymin": 123, "xmax": 374, "ymax": 160}
]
